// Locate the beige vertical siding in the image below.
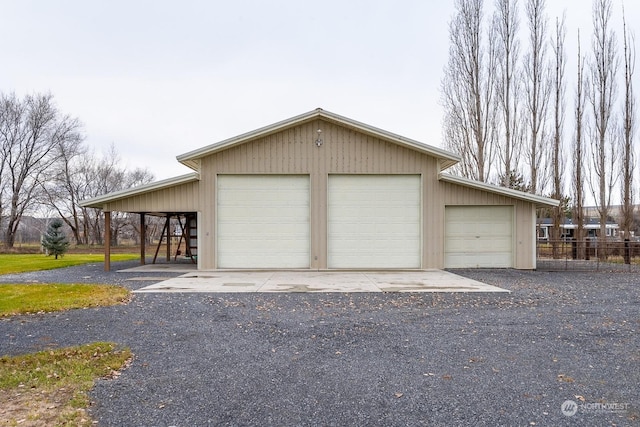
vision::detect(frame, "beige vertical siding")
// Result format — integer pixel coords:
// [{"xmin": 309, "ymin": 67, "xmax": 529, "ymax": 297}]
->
[
  {"xmin": 197, "ymin": 120, "xmax": 537, "ymax": 269},
  {"xmin": 102, "ymin": 181, "xmax": 200, "ymax": 213},
  {"xmin": 199, "ymin": 120, "xmax": 446, "ymax": 269}
]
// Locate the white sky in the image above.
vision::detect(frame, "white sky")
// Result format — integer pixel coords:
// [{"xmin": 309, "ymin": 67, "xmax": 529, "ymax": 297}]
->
[{"xmin": 1, "ymin": 1, "xmax": 639, "ymax": 182}]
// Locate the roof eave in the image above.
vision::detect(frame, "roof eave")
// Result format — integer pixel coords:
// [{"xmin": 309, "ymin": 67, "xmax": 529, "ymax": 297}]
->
[
  {"xmin": 439, "ymin": 173, "xmax": 560, "ymax": 207},
  {"xmin": 179, "ymin": 158, "xmax": 200, "ymax": 172}
]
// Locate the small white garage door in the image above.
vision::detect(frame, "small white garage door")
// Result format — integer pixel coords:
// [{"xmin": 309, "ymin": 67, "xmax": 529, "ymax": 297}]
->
[
  {"xmin": 328, "ymin": 175, "xmax": 421, "ymax": 269},
  {"xmin": 445, "ymin": 206, "xmax": 513, "ymax": 268},
  {"xmin": 217, "ymin": 175, "xmax": 310, "ymax": 268}
]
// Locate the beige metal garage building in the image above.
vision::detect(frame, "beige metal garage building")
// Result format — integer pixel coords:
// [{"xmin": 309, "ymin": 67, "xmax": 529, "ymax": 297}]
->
[{"xmin": 81, "ymin": 108, "xmax": 558, "ymax": 271}]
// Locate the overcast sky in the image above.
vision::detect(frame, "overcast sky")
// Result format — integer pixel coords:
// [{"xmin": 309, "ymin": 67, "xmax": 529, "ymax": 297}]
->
[{"xmin": 1, "ymin": 1, "xmax": 639, "ymax": 181}]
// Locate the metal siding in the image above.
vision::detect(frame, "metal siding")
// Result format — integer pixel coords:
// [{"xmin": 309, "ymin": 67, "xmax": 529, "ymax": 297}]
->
[
  {"xmin": 103, "ymin": 181, "xmax": 200, "ymax": 212},
  {"xmin": 198, "ymin": 121, "xmax": 439, "ymax": 269},
  {"xmin": 194, "ymin": 120, "xmax": 535, "ymax": 270}
]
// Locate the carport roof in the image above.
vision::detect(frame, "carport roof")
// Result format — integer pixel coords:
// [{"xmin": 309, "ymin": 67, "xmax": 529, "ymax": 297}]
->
[
  {"xmin": 176, "ymin": 108, "xmax": 462, "ymax": 172},
  {"xmin": 79, "ymin": 172, "xmax": 200, "ymax": 209}
]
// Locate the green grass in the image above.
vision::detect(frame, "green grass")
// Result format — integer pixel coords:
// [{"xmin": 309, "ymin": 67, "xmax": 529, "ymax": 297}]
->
[
  {"xmin": 0, "ymin": 253, "xmax": 135, "ymax": 425},
  {"xmin": 0, "ymin": 253, "xmax": 138, "ymax": 275},
  {"xmin": 0, "ymin": 342, "xmax": 132, "ymax": 426},
  {"xmin": 0, "ymin": 283, "xmax": 130, "ymax": 317}
]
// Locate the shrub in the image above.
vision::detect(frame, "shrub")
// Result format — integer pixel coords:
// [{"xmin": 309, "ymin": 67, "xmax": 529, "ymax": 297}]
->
[{"xmin": 41, "ymin": 219, "xmax": 70, "ymax": 259}]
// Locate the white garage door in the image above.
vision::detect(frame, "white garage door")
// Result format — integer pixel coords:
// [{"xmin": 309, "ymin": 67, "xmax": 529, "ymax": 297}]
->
[
  {"xmin": 217, "ymin": 175, "xmax": 310, "ymax": 268},
  {"xmin": 328, "ymin": 175, "xmax": 421, "ymax": 269},
  {"xmin": 445, "ymin": 206, "xmax": 513, "ymax": 268}
]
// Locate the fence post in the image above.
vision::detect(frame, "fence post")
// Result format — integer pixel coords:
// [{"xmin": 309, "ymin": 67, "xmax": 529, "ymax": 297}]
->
[
  {"xmin": 624, "ymin": 238, "xmax": 631, "ymax": 265},
  {"xmin": 585, "ymin": 238, "xmax": 590, "ymax": 261}
]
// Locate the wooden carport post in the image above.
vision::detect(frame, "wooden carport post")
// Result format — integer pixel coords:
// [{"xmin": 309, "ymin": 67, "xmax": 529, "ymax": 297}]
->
[
  {"xmin": 166, "ymin": 214, "xmax": 171, "ymax": 262},
  {"xmin": 104, "ymin": 211, "xmax": 111, "ymax": 272},
  {"xmin": 140, "ymin": 213, "xmax": 146, "ymax": 265}
]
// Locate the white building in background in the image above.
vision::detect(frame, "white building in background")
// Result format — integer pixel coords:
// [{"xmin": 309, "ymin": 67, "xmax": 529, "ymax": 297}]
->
[{"xmin": 537, "ymin": 217, "xmax": 620, "ymax": 241}]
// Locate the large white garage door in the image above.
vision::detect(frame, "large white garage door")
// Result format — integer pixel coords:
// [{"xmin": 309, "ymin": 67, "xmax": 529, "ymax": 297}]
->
[
  {"xmin": 217, "ymin": 175, "xmax": 310, "ymax": 268},
  {"xmin": 445, "ymin": 206, "xmax": 513, "ymax": 268},
  {"xmin": 328, "ymin": 175, "xmax": 421, "ymax": 269}
]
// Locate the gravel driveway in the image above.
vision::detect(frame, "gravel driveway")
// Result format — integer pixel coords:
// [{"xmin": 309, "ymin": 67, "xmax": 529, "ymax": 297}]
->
[{"xmin": 1, "ymin": 263, "xmax": 639, "ymax": 426}]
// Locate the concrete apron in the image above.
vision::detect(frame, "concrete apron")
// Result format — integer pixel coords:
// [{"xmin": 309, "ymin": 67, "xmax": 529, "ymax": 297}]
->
[{"xmin": 121, "ymin": 267, "xmax": 509, "ymax": 293}]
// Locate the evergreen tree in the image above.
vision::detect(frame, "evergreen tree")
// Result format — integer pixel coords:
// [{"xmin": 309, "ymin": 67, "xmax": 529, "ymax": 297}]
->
[{"xmin": 42, "ymin": 219, "xmax": 70, "ymax": 259}]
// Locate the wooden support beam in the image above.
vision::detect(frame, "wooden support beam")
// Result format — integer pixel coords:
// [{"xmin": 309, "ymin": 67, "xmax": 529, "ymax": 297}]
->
[
  {"xmin": 140, "ymin": 213, "xmax": 146, "ymax": 265},
  {"xmin": 153, "ymin": 217, "xmax": 169, "ymax": 264},
  {"xmin": 166, "ymin": 214, "xmax": 171, "ymax": 262},
  {"xmin": 104, "ymin": 211, "xmax": 111, "ymax": 272}
]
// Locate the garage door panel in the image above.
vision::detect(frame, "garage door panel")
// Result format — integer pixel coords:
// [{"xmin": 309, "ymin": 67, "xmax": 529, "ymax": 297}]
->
[
  {"xmin": 445, "ymin": 206, "xmax": 513, "ymax": 268},
  {"xmin": 217, "ymin": 175, "xmax": 310, "ymax": 269},
  {"xmin": 446, "ymin": 253, "xmax": 511, "ymax": 269},
  {"xmin": 328, "ymin": 175, "xmax": 421, "ymax": 269}
]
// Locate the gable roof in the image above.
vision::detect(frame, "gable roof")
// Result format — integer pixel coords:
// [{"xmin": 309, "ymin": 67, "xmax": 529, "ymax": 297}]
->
[
  {"xmin": 439, "ymin": 173, "xmax": 559, "ymax": 207},
  {"xmin": 80, "ymin": 110, "xmax": 558, "ymax": 211},
  {"xmin": 80, "ymin": 173, "xmax": 200, "ymax": 209},
  {"xmin": 176, "ymin": 108, "xmax": 461, "ymax": 172}
]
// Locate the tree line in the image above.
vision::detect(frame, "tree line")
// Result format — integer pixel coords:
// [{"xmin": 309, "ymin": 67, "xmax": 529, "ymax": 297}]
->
[
  {"xmin": 441, "ymin": 0, "xmax": 636, "ymax": 247},
  {"xmin": 0, "ymin": 92, "xmax": 154, "ymax": 249}
]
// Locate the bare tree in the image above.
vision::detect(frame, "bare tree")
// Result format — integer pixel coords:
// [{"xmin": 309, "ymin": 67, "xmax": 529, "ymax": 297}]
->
[
  {"xmin": 42, "ymin": 140, "xmax": 153, "ymax": 246},
  {"xmin": 441, "ymin": 0, "xmax": 498, "ymax": 182},
  {"xmin": 523, "ymin": 0, "xmax": 551, "ymax": 194},
  {"xmin": 0, "ymin": 126, "xmax": 6, "ymax": 227},
  {"xmin": 66, "ymin": 145, "xmax": 154, "ymax": 246},
  {"xmin": 573, "ymin": 30, "xmax": 587, "ymax": 257},
  {"xmin": 588, "ymin": 0, "xmax": 619, "ymax": 249},
  {"xmin": 72, "ymin": 150, "xmax": 102, "ymax": 245},
  {"xmin": 40, "ymin": 119, "xmax": 86, "ymax": 244},
  {"xmin": 0, "ymin": 93, "xmax": 82, "ymax": 248},
  {"xmin": 494, "ymin": 0, "xmax": 523, "ymax": 186},
  {"xmin": 620, "ymin": 5, "xmax": 635, "ymax": 245},
  {"xmin": 550, "ymin": 14, "xmax": 566, "ymax": 257}
]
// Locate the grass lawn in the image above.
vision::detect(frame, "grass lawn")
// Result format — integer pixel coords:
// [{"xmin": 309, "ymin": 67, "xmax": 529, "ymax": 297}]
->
[
  {"xmin": 0, "ymin": 342, "xmax": 132, "ymax": 426},
  {"xmin": 0, "ymin": 283, "xmax": 130, "ymax": 317},
  {"xmin": 0, "ymin": 253, "xmax": 138, "ymax": 275},
  {"xmin": 0, "ymin": 283, "xmax": 132, "ymax": 424}
]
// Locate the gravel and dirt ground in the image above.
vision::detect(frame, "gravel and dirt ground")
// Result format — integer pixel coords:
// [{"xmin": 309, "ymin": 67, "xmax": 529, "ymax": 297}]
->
[{"xmin": 1, "ymin": 262, "xmax": 638, "ymax": 426}]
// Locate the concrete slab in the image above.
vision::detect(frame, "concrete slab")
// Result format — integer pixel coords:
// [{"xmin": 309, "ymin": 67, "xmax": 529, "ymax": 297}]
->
[
  {"xmin": 133, "ymin": 270, "xmax": 508, "ymax": 293},
  {"xmin": 261, "ymin": 272, "xmax": 379, "ymax": 293},
  {"xmin": 120, "ymin": 264, "xmax": 197, "ymax": 273}
]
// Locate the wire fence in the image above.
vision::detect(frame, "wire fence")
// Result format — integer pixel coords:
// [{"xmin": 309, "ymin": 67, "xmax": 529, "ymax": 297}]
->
[{"xmin": 536, "ymin": 239, "xmax": 640, "ymax": 271}]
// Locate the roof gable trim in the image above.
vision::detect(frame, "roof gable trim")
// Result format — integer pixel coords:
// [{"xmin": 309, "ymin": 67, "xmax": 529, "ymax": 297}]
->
[{"xmin": 176, "ymin": 108, "xmax": 461, "ymax": 171}]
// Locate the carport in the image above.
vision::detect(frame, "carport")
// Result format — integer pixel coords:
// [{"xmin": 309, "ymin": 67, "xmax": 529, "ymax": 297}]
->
[{"xmin": 81, "ymin": 173, "xmax": 201, "ymax": 271}]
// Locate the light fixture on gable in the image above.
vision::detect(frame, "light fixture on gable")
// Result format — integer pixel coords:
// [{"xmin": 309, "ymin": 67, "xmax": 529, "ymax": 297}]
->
[{"xmin": 315, "ymin": 129, "xmax": 323, "ymax": 147}]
